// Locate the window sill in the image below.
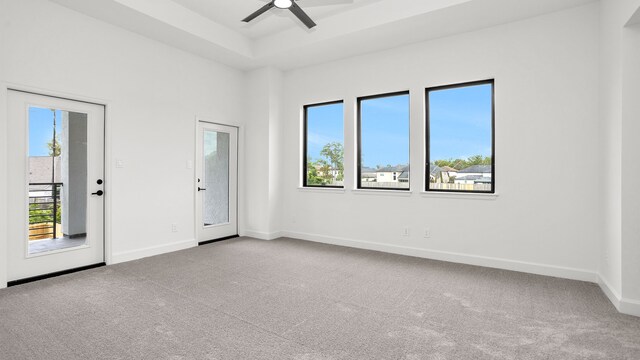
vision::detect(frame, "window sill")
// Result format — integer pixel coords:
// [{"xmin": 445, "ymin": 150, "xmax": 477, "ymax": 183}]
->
[
  {"xmin": 298, "ymin": 187, "xmax": 345, "ymax": 194},
  {"xmin": 351, "ymin": 189, "xmax": 413, "ymax": 197},
  {"xmin": 420, "ymin": 191, "xmax": 499, "ymax": 200}
]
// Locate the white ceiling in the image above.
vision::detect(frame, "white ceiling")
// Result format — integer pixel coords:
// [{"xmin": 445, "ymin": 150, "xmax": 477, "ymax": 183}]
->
[
  {"xmin": 628, "ymin": 6, "xmax": 640, "ymax": 25},
  {"xmin": 170, "ymin": 0, "xmax": 385, "ymax": 39},
  {"xmin": 50, "ymin": 0, "xmax": 596, "ymax": 70}
]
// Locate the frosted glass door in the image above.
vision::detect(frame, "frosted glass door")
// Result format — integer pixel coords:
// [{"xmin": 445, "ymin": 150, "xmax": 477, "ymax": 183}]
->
[
  {"xmin": 196, "ymin": 122, "xmax": 238, "ymax": 242},
  {"xmin": 202, "ymin": 130, "xmax": 230, "ymax": 226}
]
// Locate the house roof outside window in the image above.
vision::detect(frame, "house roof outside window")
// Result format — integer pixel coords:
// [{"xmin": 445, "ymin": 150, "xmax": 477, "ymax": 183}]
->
[{"xmin": 458, "ymin": 165, "xmax": 492, "ymax": 174}]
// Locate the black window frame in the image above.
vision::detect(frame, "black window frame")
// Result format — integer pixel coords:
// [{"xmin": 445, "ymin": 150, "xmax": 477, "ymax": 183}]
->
[
  {"xmin": 302, "ymin": 100, "xmax": 345, "ymax": 189},
  {"xmin": 357, "ymin": 90, "xmax": 411, "ymax": 191},
  {"xmin": 425, "ymin": 79, "xmax": 495, "ymax": 194}
]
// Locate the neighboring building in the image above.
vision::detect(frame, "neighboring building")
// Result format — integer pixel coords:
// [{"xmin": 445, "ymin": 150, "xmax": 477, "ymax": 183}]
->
[
  {"xmin": 375, "ymin": 165, "xmax": 406, "ymax": 183},
  {"xmin": 441, "ymin": 166, "xmax": 458, "ymax": 178},
  {"xmin": 454, "ymin": 175, "xmax": 492, "ymax": 185},
  {"xmin": 315, "ymin": 165, "xmax": 341, "ymax": 181},
  {"xmin": 27, "ymin": 157, "xmax": 62, "ymax": 220},
  {"xmin": 398, "ymin": 166, "xmax": 409, "ymax": 183},
  {"xmin": 375, "ymin": 165, "xmax": 450, "ymax": 184},
  {"xmin": 456, "ymin": 165, "xmax": 492, "ymax": 177},
  {"xmin": 28, "ymin": 156, "xmax": 62, "ymax": 184},
  {"xmin": 429, "ymin": 164, "xmax": 449, "ymax": 183},
  {"xmin": 361, "ymin": 167, "xmax": 377, "ymax": 182},
  {"xmin": 454, "ymin": 165, "xmax": 492, "ymax": 184}
]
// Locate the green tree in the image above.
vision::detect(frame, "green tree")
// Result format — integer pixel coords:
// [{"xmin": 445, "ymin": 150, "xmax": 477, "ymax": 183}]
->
[
  {"xmin": 319, "ymin": 142, "xmax": 344, "ymax": 182},
  {"xmin": 466, "ymin": 155, "xmax": 484, "ymax": 166},
  {"xmin": 434, "ymin": 155, "xmax": 492, "ymax": 170},
  {"xmin": 47, "ymin": 135, "xmax": 62, "ymax": 157},
  {"xmin": 316, "ymin": 159, "xmax": 333, "ymax": 183},
  {"xmin": 29, "ymin": 203, "xmax": 61, "ymax": 224},
  {"xmin": 306, "ymin": 158, "xmax": 325, "ymax": 185}
]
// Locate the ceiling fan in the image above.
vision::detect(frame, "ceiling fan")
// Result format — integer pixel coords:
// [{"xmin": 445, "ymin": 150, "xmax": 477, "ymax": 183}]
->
[{"xmin": 242, "ymin": 0, "xmax": 352, "ymax": 29}]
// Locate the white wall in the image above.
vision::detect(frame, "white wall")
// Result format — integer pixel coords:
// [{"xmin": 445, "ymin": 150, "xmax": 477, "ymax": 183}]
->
[
  {"xmin": 622, "ymin": 22, "xmax": 640, "ymax": 309},
  {"xmin": 243, "ymin": 67, "xmax": 284, "ymax": 239},
  {"xmin": 0, "ymin": 0, "xmax": 245, "ymax": 282},
  {"xmin": 0, "ymin": 26, "xmax": 7, "ymax": 287},
  {"xmin": 267, "ymin": 70, "xmax": 284, "ymax": 235},
  {"xmin": 281, "ymin": 4, "xmax": 601, "ymax": 281},
  {"xmin": 599, "ymin": 0, "xmax": 640, "ymax": 316},
  {"xmin": 243, "ymin": 69, "xmax": 271, "ymax": 237}
]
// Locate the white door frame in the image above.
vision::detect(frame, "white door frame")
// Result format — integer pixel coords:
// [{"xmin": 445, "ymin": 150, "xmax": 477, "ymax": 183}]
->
[
  {"xmin": 1, "ymin": 84, "xmax": 112, "ymax": 288},
  {"xmin": 194, "ymin": 118, "xmax": 240, "ymax": 243}
]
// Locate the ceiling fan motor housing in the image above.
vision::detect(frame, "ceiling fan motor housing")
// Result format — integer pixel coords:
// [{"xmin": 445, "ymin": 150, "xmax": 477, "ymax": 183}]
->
[
  {"xmin": 243, "ymin": 0, "xmax": 317, "ymax": 29},
  {"xmin": 274, "ymin": 0, "xmax": 293, "ymax": 9}
]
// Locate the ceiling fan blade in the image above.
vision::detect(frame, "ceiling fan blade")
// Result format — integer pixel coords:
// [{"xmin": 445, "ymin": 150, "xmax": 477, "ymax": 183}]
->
[
  {"xmin": 242, "ymin": 2, "xmax": 275, "ymax": 23},
  {"xmin": 289, "ymin": 2, "xmax": 316, "ymax": 29},
  {"xmin": 300, "ymin": 0, "xmax": 354, "ymax": 6}
]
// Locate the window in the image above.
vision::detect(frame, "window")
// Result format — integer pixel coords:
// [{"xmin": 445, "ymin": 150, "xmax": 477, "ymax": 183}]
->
[
  {"xmin": 426, "ymin": 80, "xmax": 495, "ymax": 193},
  {"xmin": 303, "ymin": 101, "xmax": 344, "ymax": 188},
  {"xmin": 357, "ymin": 91, "xmax": 410, "ymax": 190}
]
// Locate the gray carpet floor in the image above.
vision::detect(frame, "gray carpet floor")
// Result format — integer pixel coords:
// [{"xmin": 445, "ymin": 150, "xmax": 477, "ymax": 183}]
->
[{"xmin": 1, "ymin": 237, "xmax": 639, "ymax": 360}]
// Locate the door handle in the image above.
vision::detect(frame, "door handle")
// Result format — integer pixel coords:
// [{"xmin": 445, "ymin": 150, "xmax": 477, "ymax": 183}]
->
[
  {"xmin": 91, "ymin": 190, "xmax": 104, "ymax": 196},
  {"xmin": 198, "ymin": 187, "xmax": 206, "ymax": 192}
]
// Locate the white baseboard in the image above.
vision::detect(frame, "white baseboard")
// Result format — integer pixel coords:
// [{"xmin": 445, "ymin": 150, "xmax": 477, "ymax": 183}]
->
[
  {"xmin": 619, "ymin": 297, "xmax": 640, "ymax": 317},
  {"xmin": 111, "ymin": 239, "xmax": 196, "ymax": 264},
  {"xmin": 597, "ymin": 275, "xmax": 640, "ymax": 317},
  {"xmin": 282, "ymin": 231, "xmax": 598, "ymax": 283},
  {"xmin": 0, "ymin": 269, "xmax": 6, "ymax": 290},
  {"xmin": 241, "ymin": 229, "xmax": 284, "ymax": 240},
  {"xmin": 597, "ymin": 275, "xmax": 622, "ymax": 310}
]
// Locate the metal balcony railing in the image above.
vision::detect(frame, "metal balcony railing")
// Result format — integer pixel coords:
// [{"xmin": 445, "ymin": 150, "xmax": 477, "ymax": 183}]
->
[{"xmin": 28, "ymin": 182, "xmax": 63, "ymax": 241}]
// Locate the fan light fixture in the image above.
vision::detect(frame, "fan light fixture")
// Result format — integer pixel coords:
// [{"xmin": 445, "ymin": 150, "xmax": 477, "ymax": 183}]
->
[
  {"xmin": 243, "ymin": 0, "xmax": 317, "ymax": 29},
  {"xmin": 274, "ymin": 0, "xmax": 293, "ymax": 9}
]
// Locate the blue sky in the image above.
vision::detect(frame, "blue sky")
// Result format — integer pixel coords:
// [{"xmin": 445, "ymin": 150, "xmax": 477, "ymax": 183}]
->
[
  {"xmin": 306, "ymin": 95, "xmax": 412, "ymax": 169},
  {"xmin": 429, "ymin": 83, "xmax": 493, "ymax": 161},
  {"xmin": 306, "ymin": 103, "xmax": 344, "ymax": 162},
  {"xmin": 360, "ymin": 94, "xmax": 410, "ymax": 168},
  {"xmin": 29, "ymin": 107, "xmax": 63, "ymax": 157},
  {"xmin": 306, "ymin": 85, "xmax": 492, "ymax": 167}
]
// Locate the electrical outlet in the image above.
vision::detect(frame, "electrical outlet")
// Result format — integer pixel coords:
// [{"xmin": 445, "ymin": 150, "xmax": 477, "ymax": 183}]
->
[
  {"xmin": 186, "ymin": 160, "xmax": 193, "ymax": 169},
  {"xmin": 171, "ymin": 224, "xmax": 178, "ymax": 232},
  {"xmin": 424, "ymin": 228, "xmax": 431, "ymax": 238},
  {"xmin": 402, "ymin": 227, "xmax": 410, "ymax": 237}
]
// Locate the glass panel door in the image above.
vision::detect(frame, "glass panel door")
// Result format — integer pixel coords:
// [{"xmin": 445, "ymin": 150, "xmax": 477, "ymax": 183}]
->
[
  {"xmin": 196, "ymin": 121, "xmax": 238, "ymax": 242},
  {"xmin": 7, "ymin": 90, "xmax": 104, "ymax": 282},
  {"xmin": 202, "ymin": 130, "xmax": 230, "ymax": 227},
  {"xmin": 28, "ymin": 107, "xmax": 88, "ymax": 255}
]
